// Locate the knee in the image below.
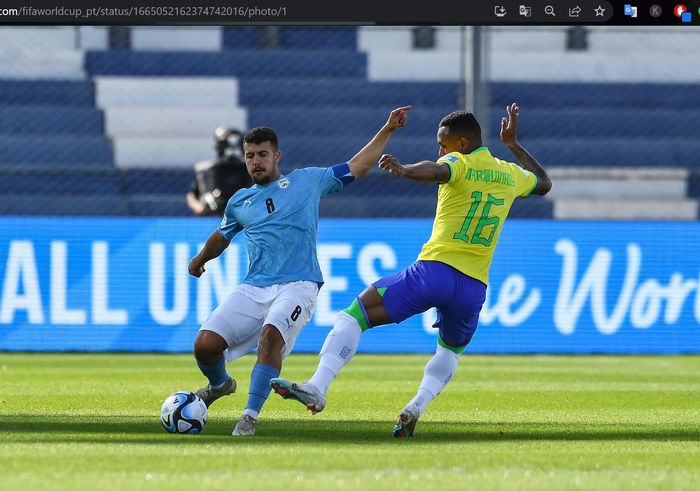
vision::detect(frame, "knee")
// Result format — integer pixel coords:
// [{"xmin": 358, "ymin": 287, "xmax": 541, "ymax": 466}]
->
[{"xmin": 194, "ymin": 330, "xmax": 227, "ymax": 362}]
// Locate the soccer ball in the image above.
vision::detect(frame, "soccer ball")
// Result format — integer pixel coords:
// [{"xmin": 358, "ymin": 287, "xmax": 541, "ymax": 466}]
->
[{"xmin": 160, "ymin": 391, "xmax": 207, "ymax": 434}]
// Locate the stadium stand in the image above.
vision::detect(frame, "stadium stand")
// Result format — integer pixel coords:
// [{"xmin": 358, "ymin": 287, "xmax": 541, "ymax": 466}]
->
[{"xmin": 0, "ymin": 26, "xmax": 697, "ymax": 218}]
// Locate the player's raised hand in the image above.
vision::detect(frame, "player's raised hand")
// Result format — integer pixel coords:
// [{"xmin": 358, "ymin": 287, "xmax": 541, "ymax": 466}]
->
[
  {"xmin": 378, "ymin": 154, "xmax": 407, "ymax": 177},
  {"xmin": 385, "ymin": 106, "xmax": 412, "ymax": 132},
  {"xmin": 500, "ymin": 102, "xmax": 520, "ymax": 147},
  {"xmin": 188, "ymin": 257, "xmax": 206, "ymax": 277}
]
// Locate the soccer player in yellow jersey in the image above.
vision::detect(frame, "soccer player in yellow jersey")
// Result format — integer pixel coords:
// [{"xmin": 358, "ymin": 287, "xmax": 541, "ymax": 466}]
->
[{"xmin": 271, "ymin": 103, "xmax": 551, "ymax": 437}]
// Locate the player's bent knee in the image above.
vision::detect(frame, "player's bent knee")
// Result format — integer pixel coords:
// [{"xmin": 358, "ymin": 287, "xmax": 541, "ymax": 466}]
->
[
  {"xmin": 193, "ymin": 330, "xmax": 228, "ymax": 362},
  {"xmin": 343, "ymin": 298, "xmax": 371, "ymax": 332},
  {"xmin": 437, "ymin": 333, "xmax": 471, "ymax": 355}
]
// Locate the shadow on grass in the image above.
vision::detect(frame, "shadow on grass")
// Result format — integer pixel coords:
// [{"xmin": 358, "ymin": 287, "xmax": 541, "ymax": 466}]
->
[{"xmin": 3, "ymin": 414, "xmax": 699, "ymax": 445}]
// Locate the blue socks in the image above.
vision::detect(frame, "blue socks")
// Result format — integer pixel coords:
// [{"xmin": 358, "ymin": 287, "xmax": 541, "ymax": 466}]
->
[
  {"xmin": 243, "ymin": 363, "xmax": 280, "ymax": 419},
  {"xmin": 196, "ymin": 356, "xmax": 230, "ymax": 388}
]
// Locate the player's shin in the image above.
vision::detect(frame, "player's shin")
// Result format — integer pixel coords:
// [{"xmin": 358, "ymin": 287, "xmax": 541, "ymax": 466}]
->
[
  {"xmin": 196, "ymin": 356, "xmax": 230, "ymax": 388},
  {"xmin": 308, "ymin": 311, "xmax": 362, "ymax": 394},
  {"xmin": 243, "ymin": 363, "xmax": 280, "ymax": 419},
  {"xmin": 407, "ymin": 342, "xmax": 462, "ymax": 414}
]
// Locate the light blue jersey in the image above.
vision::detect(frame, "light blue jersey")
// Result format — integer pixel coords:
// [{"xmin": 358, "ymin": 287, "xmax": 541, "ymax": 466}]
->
[{"xmin": 218, "ymin": 164, "xmax": 353, "ymax": 287}]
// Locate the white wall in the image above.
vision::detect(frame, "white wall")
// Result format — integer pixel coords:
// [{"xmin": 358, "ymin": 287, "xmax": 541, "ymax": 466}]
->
[
  {"xmin": 96, "ymin": 77, "xmax": 247, "ymax": 168},
  {"xmin": 130, "ymin": 27, "xmax": 222, "ymax": 51}
]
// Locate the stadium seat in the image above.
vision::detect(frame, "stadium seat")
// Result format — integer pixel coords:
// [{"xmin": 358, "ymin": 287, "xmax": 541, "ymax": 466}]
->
[
  {"xmin": 0, "ymin": 167, "xmax": 121, "ymax": 194},
  {"xmin": 127, "ymin": 194, "xmax": 190, "ymax": 216},
  {"xmin": 0, "ymin": 136, "xmax": 113, "ymax": 166},
  {"xmin": 0, "ymin": 107, "xmax": 103, "ymax": 135},
  {"xmin": 0, "ymin": 80, "xmax": 95, "ymax": 106},
  {"xmin": 0, "ymin": 194, "xmax": 129, "ymax": 215},
  {"xmin": 247, "ymin": 107, "xmax": 448, "ymax": 137},
  {"xmin": 491, "ymin": 82, "xmax": 700, "ymax": 109},
  {"xmin": 223, "ymin": 26, "xmax": 358, "ymax": 50},
  {"xmin": 239, "ymin": 78, "xmax": 459, "ymax": 108},
  {"xmin": 86, "ymin": 50, "xmax": 367, "ymax": 77},
  {"xmin": 278, "ymin": 27, "xmax": 358, "ymax": 50},
  {"xmin": 122, "ymin": 168, "xmax": 192, "ymax": 194}
]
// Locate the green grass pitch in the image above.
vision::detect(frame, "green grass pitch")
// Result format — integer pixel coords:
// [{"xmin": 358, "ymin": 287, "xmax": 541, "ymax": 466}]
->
[{"xmin": 0, "ymin": 353, "xmax": 698, "ymax": 490}]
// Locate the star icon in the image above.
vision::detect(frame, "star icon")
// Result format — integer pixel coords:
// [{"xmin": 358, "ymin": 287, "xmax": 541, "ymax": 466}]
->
[{"xmin": 594, "ymin": 5, "xmax": 606, "ymax": 16}]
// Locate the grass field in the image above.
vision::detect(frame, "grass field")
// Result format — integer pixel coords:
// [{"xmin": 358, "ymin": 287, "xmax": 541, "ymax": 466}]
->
[{"xmin": 1, "ymin": 353, "xmax": 699, "ymax": 490}]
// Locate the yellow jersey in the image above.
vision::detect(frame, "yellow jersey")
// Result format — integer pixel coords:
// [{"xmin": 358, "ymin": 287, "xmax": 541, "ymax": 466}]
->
[{"xmin": 417, "ymin": 147, "xmax": 537, "ymax": 285}]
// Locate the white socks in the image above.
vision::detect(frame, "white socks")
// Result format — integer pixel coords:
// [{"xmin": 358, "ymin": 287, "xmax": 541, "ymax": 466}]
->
[
  {"xmin": 408, "ymin": 344, "xmax": 460, "ymax": 414},
  {"xmin": 308, "ymin": 311, "xmax": 362, "ymax": 394}
]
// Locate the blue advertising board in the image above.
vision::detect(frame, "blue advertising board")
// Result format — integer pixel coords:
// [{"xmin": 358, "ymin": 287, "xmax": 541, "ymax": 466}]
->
[{"xmin": 0, "ymin": 217, "xmax": 698, "ymax": 354}]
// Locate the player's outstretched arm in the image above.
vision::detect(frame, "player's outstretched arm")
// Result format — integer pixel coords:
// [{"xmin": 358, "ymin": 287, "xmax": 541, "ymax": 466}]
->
[
  {"xmin": 378, "ymin": 154, "xmax": 450, "ymax": 184},
  {"xmin": 500, "ymin": 102, "xmax": 552, "ymax": 195},
  {"xmin": 346, "ymin": 106, "xmax": 411, "ymax": 180},
  {"xmin": 188, "ymin": 230, "xmax": 230, "ymax": 277}
]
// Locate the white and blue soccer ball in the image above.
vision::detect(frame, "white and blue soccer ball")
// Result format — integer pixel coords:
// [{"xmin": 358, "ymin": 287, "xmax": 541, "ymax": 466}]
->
[{"xmin": 160, "ymin": 391, "xmax": 207, "ymax": 434}]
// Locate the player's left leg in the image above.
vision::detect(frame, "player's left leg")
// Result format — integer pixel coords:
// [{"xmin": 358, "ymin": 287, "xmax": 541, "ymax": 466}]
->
[
  {"xmin": 393, "ymin": 336, "xmax": 467, "ymax": 438},
  {"xmin": 233, "ymin": 281, "xmax": 318, "ymax": 436},
  {"xmin": 394, "ymin": 272, "xmax": 486, "ymax": 438}
]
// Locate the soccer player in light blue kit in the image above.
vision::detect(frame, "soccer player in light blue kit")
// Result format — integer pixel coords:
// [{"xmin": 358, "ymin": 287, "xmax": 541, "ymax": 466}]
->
[{"xmin": 187, "ymin": 106, "xmax": 411, "ymax": 436}]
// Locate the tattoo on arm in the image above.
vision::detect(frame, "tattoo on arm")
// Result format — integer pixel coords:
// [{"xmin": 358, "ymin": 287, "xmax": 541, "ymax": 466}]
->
[{"xmin": 507, "ymin": 144, "xmax": 551, "ymax": 195}]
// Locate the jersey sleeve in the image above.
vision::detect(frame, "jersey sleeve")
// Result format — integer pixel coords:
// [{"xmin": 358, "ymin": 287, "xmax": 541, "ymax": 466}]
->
[
  {"xmin": 304, "ymin": 164, "xmax": 351, "ymax": 198},
  {"xmin": 218, "ymin": 200, "xmax": 242, "ymax": 240},
  {"xmin": 504, "ymin": 160, "xmax": 538, "ymax": 197},
  {"xmin": 436, "ymin": 152, "xmax": 466, "ymax": 184}
]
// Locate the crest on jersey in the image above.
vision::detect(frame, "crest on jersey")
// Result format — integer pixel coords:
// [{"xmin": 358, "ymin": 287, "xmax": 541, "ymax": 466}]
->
[{"xmin": 278, "ymin": 177, "xmax": 290, "ymax": 189}]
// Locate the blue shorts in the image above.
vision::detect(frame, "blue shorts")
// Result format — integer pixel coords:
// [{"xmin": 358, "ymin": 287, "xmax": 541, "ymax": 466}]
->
[{"xmin": 372, "ymin": 260, "xmax": 486, "ymax": 347}]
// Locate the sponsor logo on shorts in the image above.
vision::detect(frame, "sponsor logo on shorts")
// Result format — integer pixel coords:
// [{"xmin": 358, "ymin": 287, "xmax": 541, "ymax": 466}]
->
[{"xmin": 339, "ymin": 346, "xmax": 351, "ymax": 359}]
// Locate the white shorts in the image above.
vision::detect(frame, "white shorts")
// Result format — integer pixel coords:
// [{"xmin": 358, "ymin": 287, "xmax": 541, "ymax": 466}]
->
[{"xmin": 199, "ymin": 280, "xmax": 318, "ymax": 362}]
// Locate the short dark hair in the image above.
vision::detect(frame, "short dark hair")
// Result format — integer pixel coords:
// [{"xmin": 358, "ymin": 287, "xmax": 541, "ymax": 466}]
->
[
  {"xmin": 243, "ymin": 126, "xmax": 279, "ymax": 150},
  {"xmin": 439, "ymin": 111, "xmax": 481, "ymax": 140}
]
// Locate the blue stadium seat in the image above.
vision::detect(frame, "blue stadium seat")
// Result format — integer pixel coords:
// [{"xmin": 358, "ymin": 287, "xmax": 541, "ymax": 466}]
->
[
  {"xmin": 0, "ymin": 136, "xmax": 113, "ymax": 166},
  {"xmin": 86, "ymin": 50, "xmax": 367, "ymax": 77},
  {"xmin": 0, "ymin": 195, "xmax": 129, "ymax": 215},
  {"xmin": 489, "ymin": 108, "xmax": 696, "ymax": 139},
  {"xmin": 492, "ymin": 82, "xmax": 700, "ymax": 109},
  {"xmin": 122, "ymin": 168, "xmax": 192, "ymax": 194},
  {"xmin": 275, "ymin": 136, "xmax": 435, "ymax": 173},
  {"xmin": 0, "ymin": 107, "xmax": 103, "ymax": 135},
  {"xmin": 223, "ymin": 27, "xmax": 358, "ymax": 50},
  {"xmin": 688, "ymin": 171, "xmax": 700, "ymax": 198},
  {"xmin": 0, "ymin": 80, "xmax": 95, "ymax": 106},
  {"xmin": 239, "ymin": 79, "xmax": 459, "ymax": 108},
  {"xmin": 128, "ymin": 194, "xmax": 190, "ymax": 216},
  {"xmin": 279, "ymin": 27, "xmax": 357, "ymax": 50},
  {"xmin": 221, "ymin": 27, "xmax": 263, "ymax": 49},
  {"xmin": 489, "ymin": 139, "xmax": 700, "ymax": 168},
  {"xmin": 508, "ymin": 196, "xmax": 554, "ymax": 219},
  {"xmin": 0, "ymin": 167, "xmax": 121, "ymax": 194},
  {"xmin": 248, "ymin": 107, "xmax": 449, "ymax": 137}
]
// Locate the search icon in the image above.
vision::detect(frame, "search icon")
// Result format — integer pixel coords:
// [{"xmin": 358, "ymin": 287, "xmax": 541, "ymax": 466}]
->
[{"xmin": 545, "ymin": 5, "xmax": 555, "ymax": 15}]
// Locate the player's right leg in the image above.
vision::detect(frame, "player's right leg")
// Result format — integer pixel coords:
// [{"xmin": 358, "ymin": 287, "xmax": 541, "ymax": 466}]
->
[
  {"xmin": 193, "ymin": 330, "xmax": 237, "ymax": 407},
  {"xmin": 194, "ymin": 285, "xmax": 265, "ymax": 407}
]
